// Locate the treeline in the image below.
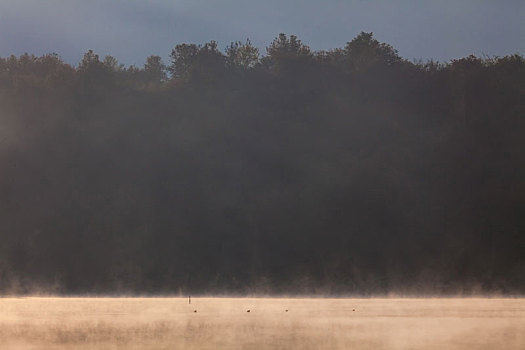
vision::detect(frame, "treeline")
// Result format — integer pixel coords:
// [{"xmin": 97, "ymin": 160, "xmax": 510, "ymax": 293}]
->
[{"xmin": 0, "ymin": 33, "xmax": 524, "ymax": 295}]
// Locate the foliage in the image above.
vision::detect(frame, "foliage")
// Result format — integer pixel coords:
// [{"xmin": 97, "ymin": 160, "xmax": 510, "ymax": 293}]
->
[
  {"xmin": 0, "ymin": 33, "xmax": 524, "ymax": 295},
  {"xmin": 226, "ymin": 39, "xmax": 259, "ymax": 70}
]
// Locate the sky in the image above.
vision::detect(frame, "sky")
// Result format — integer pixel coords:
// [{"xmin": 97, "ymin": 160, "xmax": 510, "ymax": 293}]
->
[{"xmin": 0, "ymin": 0, "xmax": 523, "ymax": 67}]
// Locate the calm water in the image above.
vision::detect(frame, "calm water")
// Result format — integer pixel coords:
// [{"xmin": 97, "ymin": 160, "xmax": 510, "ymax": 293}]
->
[{"xmin": 0, "ymin": 297, "xmax": 524, "ymax": 349}]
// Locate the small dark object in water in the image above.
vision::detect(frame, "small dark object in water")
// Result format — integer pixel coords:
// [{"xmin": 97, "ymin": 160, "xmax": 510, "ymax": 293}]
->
[
  {"xmin": 285, "ymin": 309, "xmax": 288, "ymax": 312},
  {"xmin": 352, "ymin": 309, "xmax": 355, "ymax": 311},
  {"xmin": 194, "ymin": 309, "xmax": 197, "ymax": 313},
  {"xmin": 246, "ymin": 309, "xmax": 250, "ymax": 312}
]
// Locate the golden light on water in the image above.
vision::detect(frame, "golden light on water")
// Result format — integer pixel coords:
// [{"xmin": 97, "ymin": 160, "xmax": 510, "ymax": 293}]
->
[{"xmin": 0, "ymin": 297, "xmax": 524, "ymax": 349}]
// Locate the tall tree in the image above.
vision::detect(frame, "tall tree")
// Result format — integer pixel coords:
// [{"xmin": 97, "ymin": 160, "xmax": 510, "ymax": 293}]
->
[
  {"xmin": 264, "ymin": 33, "xmax": 312, "ymax": 71},
  {"xmin": 226, "ymin": 39, "xmax": 260, "ymax": 70},
  {"xmin": 144, "ymin": 55, "xmax": 167, "ymax": 83},
  {"xmin": 169, "ymin": 41, "xmax": 225, "ymax": 81},
  {"xmin": 343, "ymin": 32, "xmax": 401, "ymax": 71}
]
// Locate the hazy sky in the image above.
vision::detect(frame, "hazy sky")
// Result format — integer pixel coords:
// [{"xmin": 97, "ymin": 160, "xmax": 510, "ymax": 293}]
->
[{"xmin": 0, "ymin": 0, "xmax": 523, "ymax": 66}]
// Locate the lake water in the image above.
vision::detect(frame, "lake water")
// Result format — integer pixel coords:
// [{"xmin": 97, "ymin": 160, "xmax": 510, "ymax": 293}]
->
[{"xmin": 0, "ymin": 297, "xmax": 523, "ymax": 349}]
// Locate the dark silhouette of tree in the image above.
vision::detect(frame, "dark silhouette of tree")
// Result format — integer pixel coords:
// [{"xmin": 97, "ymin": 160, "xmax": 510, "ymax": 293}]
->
[
  {"xmin": 226, "ymin": 39, "xmax": 259, "ymax": 70},
  {"xmin": 78, "ymin": 50, "xmax": 103, "ymax": 71},
  {"xmin": 343, "ymin": 32, "xmax": 402, "ymax": 71},
  {"xmin": 267, "ymin": 33, "xmax": 312, "ymax": 58},
  {"xmin": 103, "ymin": 55, "xmax": 123, "ymax": 72},
  {"xmin": 169, "ymin": 41, "xmax": 225, "ymax": 82},
  {"xmin": 0, "ymin": 33, "xmax": 523, "ymax": 295},
  {"xmin": 168, "ymin": 43, "xmax": 200, "ymax": 78},
  {"xmin": 143, "ymin": 55, "xmax": 167, "ymax": 83},
  {"xmin": 263, "ymin": 33, "xmax": 312, "ymax": 71}
]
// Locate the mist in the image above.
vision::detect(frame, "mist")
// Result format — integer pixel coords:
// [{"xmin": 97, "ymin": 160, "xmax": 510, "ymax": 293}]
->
[
  {"xmin": 1, "ymin": 297, "xmax": 523, "ymax": 349},
  {"xmin": 0, "ymin": 33, "xmax": 524, "ymax": 296}
]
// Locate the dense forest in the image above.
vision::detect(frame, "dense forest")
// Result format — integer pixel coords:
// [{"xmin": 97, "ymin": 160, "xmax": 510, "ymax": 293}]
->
[{"xmin": 0, "ymin": 33, "xmax": 524, "ymax": 295}]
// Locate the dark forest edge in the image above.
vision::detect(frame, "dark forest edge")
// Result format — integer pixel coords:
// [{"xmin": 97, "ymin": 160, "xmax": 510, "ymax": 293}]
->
[{"xmin": 0, "ymin": 33, "xmax": 524, "ymax": 295}]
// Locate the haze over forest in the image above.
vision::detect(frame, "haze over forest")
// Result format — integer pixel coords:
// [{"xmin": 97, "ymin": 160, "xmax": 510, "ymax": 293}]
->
[{"xmin": 0, "ymin": 33, "xmax": 524, "ymax": 294}]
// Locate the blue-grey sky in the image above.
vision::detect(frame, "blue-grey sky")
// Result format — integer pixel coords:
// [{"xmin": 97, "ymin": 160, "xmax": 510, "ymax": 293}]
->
[{"xmin": 0, "ymin": 0, "xmax": 523, "ymax": 66}]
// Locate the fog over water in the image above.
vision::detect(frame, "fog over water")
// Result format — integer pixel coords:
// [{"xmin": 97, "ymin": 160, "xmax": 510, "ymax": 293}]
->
[
  {"xmin": 1, "ymin": 2, "xmax": 524, "ymax": 348},
  {"xmin": 1, "ymin": 297, "xmax": 524, "ymax": 349}
]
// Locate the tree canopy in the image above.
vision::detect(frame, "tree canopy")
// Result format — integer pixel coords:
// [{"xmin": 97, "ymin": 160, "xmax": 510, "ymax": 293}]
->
[{"xmin": 0, "ymin": 33, "xmax": 524, "ymax": 295}]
